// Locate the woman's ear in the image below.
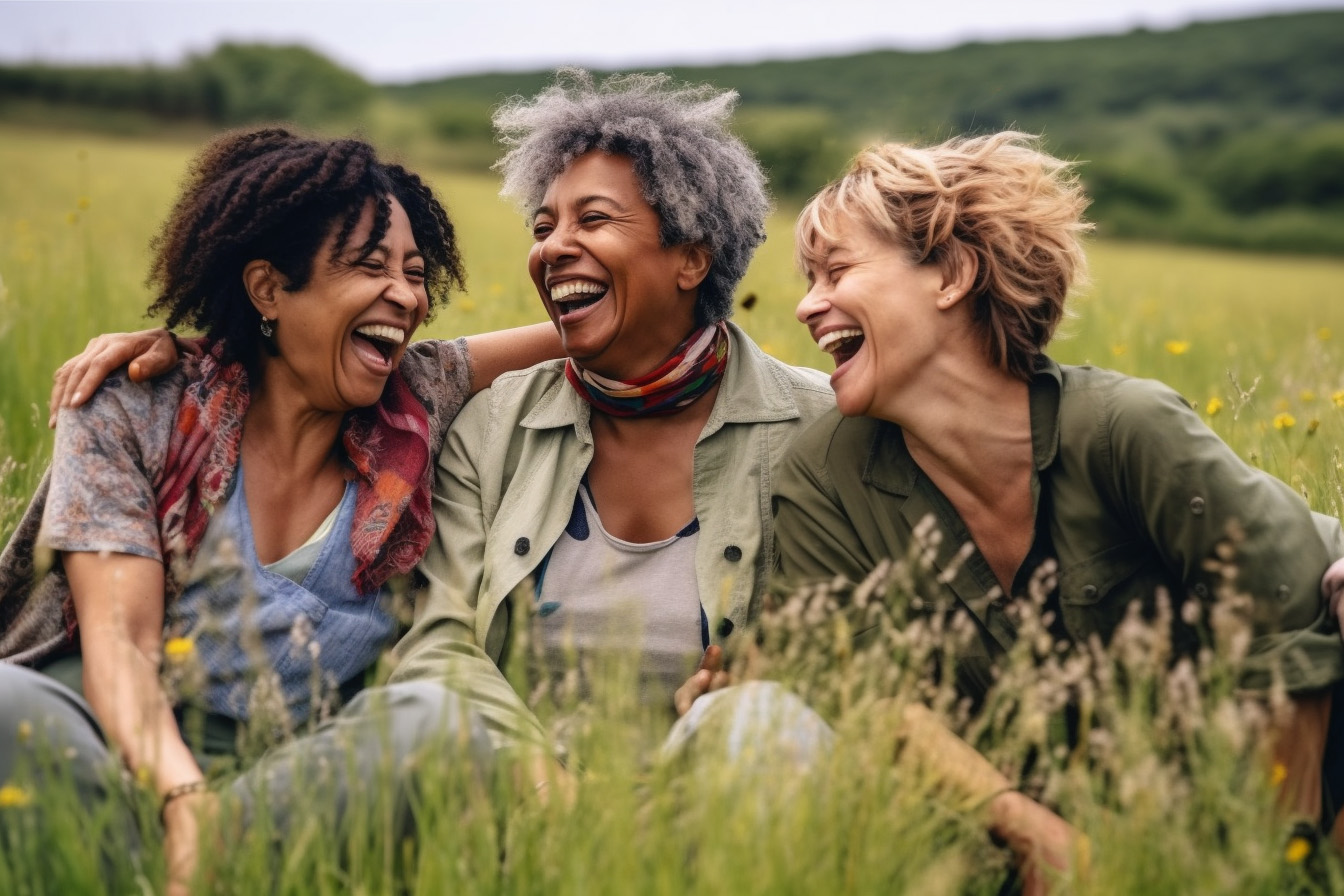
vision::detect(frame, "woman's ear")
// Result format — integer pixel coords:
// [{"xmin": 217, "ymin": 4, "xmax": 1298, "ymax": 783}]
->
[
  {"xmin": 935, "ymin": 242, "xmax": 978, "ymax": 310},
  {"xmin": 243, "ymin": 260, "xmax": 284, "ymax": 319},
  {"xmin": 676, "ymin": 244, "xmax": 713, "ymax": 292}
]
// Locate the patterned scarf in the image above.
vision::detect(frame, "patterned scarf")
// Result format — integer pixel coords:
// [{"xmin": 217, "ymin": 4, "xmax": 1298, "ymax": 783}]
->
[
  {"xmin": 155, "ymin": 342, "xmax": 432, "ymax": 596},
  {"xmin": 564, "ymin": 322, "xmax": 730, "ymax": 418}
]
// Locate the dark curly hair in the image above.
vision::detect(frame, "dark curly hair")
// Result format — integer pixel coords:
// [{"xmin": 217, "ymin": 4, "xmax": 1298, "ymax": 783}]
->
[{"xmin": 147, "ymin": 128, "xmax": 466, "ymax": 371}]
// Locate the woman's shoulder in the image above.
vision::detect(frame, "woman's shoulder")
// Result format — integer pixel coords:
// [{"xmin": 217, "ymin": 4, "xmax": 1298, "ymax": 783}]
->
[
  {"xmin": 784, "ymin": 406, "xmax": 881, "ymax": 469},
  {"xmin": 61, "ymin": 363, "xmax": 191, "ymax": 442},
  {"xmin": 1058, "ymin": 362, "xmax": 1190, "ymax": 415}
]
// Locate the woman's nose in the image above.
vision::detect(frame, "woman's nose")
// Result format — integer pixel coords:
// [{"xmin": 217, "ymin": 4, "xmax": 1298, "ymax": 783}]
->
[
  {"xmin": 383, "ymin": 272, "xmax": 420, "ymax": 310},
  {"xmin": 795, "ymin": 283, "xmax": 828, "ymax": 324},
  {"xmin": 537, "ymin": 225, "xmax": 579, "ymax": 267}
]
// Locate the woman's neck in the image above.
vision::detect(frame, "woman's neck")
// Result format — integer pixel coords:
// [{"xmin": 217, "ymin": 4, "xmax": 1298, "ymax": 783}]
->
[
  {"xmin": 892, "ymin": 355, "xmax": 1034, "ymax": 503},
  {"xmin": 241, "ymin": 377, "xmax": 346, "ymax": 481}
]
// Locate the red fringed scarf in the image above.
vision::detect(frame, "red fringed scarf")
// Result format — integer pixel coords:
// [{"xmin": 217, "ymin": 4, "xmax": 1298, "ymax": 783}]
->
[{"xmin": 154, "ymin": 343, "xmax": 433, "ymax": 596}]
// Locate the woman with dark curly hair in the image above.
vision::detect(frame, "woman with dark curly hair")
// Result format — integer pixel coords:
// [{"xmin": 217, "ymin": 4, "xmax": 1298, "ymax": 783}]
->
[{"xmin": 0, "ymin": 128, "xmax": 557, "ymax": 889}]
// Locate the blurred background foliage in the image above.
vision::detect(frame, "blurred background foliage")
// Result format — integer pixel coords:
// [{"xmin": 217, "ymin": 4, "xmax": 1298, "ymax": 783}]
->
[{"xmin": 1, "ymin": 10, "xmax": 1341, "ymax": 253}]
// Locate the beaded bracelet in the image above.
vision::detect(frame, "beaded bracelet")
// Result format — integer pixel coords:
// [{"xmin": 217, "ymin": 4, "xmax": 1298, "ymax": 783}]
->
[{"xmin": 159, "ymin": 780, "xmax": 209, "ymax": 822}]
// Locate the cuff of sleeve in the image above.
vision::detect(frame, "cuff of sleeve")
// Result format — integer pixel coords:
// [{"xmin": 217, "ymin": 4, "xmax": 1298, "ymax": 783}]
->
[{"xmin": 1238, "ymin": 631, "xmax": 1344, "ymax": 694}]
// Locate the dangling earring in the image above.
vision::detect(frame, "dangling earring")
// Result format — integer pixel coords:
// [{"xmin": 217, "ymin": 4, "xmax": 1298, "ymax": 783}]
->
[{"xmin": 260, "ymin": 316, "xmax": 274, "ymax": 338}]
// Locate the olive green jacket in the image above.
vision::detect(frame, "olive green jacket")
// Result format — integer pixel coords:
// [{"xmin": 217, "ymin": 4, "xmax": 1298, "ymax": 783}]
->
[
  {"xmin": 390, "ymin": 323, "xmax": 834, "ymax": 749},
  {"xmin": 773, "ymin": 358, "xmax": 1344, "ymax": 701}
]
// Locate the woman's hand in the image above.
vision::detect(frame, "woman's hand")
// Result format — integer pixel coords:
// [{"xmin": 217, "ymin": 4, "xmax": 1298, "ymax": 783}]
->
[
  {"xmin": 673, "ymin": 645, "xmax": 732, "ymax": 716},
  {"xmin": 49, "ymin": 329, "xmax": 184, "ymax": 426},
  {"xmin": 162, "ymin": 789, "xmax": 218, "ymax": 896},
  {"xmin": 1323, "ymin": 557, "xmax": 1344, "ymax": 637},
  {"xmin": 988, "ymin": 790, "xmax": 1091, "ymax": 895}
]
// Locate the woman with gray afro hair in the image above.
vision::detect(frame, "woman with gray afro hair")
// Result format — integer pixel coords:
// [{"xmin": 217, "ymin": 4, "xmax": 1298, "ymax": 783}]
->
[{"xmin": 493, "ymin": 68, "xmax": 769, "ymax": 326}]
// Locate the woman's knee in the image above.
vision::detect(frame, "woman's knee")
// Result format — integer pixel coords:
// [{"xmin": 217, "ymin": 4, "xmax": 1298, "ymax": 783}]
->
[
  {"xmin": 662, "ymin": 680, "xmax": 834, "ymax": 769},
  {"xmin": 0, "ymin": 662, "xmax": 112, "ymax": 786}
]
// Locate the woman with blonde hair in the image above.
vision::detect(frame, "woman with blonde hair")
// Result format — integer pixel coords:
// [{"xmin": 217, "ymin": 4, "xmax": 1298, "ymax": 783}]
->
[{"xmin": 773, "ymin": 131, "xmax": 1344, "ymax": 885}]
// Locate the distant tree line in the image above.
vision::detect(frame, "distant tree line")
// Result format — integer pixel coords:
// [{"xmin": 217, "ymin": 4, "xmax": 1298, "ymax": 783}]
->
[{"xmin": 0, "ymin": 43, "xmax": 372, "ymax": 125}]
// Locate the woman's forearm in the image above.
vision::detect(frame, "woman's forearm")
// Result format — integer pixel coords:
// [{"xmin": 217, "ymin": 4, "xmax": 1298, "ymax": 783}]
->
[
  {"xmin": 462, "ymin": 322, "xmax": 563, "ymax": 394},
  {"xmin": 64, "ymin": 552, "xmax": 205, "ymax": 796}
]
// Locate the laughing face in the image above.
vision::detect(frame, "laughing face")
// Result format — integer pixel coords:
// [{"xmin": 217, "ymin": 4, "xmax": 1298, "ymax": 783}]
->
[
  {"xmin": 257, "ymin": 197, "xmax": 428, "ymax": 412},
  {"xmin": 795, "ymin": 215, "xmax": 948, "ymax": 420},
  {"xmin": 527, "ymin": 151, "xmax": 706, "ymax": 380}
]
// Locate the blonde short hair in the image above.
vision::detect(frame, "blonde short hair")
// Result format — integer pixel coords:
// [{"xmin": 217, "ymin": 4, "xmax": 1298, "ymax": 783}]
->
[{"xmin": 796, "ymin": 132, "xmax": 1092, "ymax": 380}]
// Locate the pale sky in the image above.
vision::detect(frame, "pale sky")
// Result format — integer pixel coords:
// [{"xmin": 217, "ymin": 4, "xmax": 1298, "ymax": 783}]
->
[{"xmin": 1, "ymin": 0, "xmax": 1341, "ymax": 83}]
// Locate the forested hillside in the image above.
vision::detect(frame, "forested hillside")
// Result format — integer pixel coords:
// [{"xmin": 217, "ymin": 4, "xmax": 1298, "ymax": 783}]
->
[{"xmin": 3, "ymin": 11, "xmax": 1340, "ymax": 252}]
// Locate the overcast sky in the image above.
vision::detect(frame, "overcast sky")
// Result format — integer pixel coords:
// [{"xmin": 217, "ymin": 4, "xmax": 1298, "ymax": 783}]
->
[{"xmin": 1, "ymin": 0, "xmax": 1341, "ymax": 83}]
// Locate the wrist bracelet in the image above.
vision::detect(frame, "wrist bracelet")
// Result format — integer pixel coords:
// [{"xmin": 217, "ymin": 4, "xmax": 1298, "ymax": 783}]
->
[{"xmin": 160, "ymin": 780, "xmax": 208, "ymax": 821}]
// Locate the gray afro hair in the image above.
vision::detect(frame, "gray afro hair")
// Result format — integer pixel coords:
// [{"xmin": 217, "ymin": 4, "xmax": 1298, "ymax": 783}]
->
[{"xmin": 493, "ymin": 69, "xmax": 770, "ymax": 325}]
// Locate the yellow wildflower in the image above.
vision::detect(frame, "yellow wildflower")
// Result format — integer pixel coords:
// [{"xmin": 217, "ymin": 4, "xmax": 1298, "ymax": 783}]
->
[
  {"xmin": 1332, "ymin": 391, "xmax": 1344, "ymax": 408},
  {"xmin": 457, "ymin": 297, "xmax": 477, "ymax": 313},
  {"xmin": 163, "ymin": 637, "xmax": 195, "ymax": 660},
  {"xmin": 1110, "ymin": 344, "xmax": 1127, "ymax": 357},
  {"xmin": 66, "ymin": 212, "xmax": 78, "ymax": 226},
  {"xmin": 1273, "ymin": 413, "xmax": 1296, "ymax": 430},
  {"xmin": 1205, "ymin": 397, "xmax": 1223, "ymax": 416},
  {"xmin": 1300, "ymin": 389, "xmax": 1317, "ymax": 403},
  {"xmin": 1271, "ymin": 762, "xmax": 1288, "ymax": 786},
  {"xmin": 1319, "ymin": 327, "xmax": 1332, "ymax": 342},
  {"xmin": 77, "ymin": 197, "xmax": 90, "ymax": 211},
  {"xmin": 1164, "ymin": 340, "xmax": 1190, "ymax": 356},
  {"xmin": 1284, "ymin": 836, "xmax": 1312, "ymax": 864},
  {"xmin": 0, "ymin": 783, "xmax": 31, "ymax": 808}
]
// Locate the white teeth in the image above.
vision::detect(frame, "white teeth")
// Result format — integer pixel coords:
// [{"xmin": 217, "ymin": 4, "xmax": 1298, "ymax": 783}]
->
[
  {"xmin": 817, "ymin": 328, "xmax": 864, "ymax": 354},
  {"xmin": 355, "ymin": 324, "xmax": 405, "ymax": 344},
  {"xmin": 549, "ymin": 281, "xmax": 606, "ymax": 301}
]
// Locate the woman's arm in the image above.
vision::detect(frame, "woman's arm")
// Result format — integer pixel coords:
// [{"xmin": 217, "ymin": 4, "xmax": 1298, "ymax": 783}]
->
[
  {"xmin": 461, "ymin": 323, "xmax": 562, "ymax": 395},
  {"xmin": 50, "ymin": 322, "xmax": 565, "ymax": 422},
  {"xmin": 64, "ymin": 550, "xmax": 213, "ymax": 893},
  {"xmin": 64, "ymin": 551, "xmax": 203, "ymax": 794},
  {"xmin": 1102, "ymin": 377, "xmax": 1343, "ymax": 822}
]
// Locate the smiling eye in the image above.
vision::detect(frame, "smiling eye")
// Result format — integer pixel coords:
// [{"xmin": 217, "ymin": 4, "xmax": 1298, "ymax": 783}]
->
[
  {"xmin": 531, "ymin": 220, "xmax": 554, "ymax": 240},
  {"xmin": 579, "ymin": 212, "xmax": 609, "ymax": 225},
  {"xmin": 358, "ymin": 259, "xmax": 387, "ymax": 273},
  {"xmin": 405, "ymin": 267, "xmax": 426, "ymax": 282}
]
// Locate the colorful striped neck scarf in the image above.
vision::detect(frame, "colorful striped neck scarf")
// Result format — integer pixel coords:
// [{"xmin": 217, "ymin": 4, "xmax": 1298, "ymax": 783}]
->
[{"xmin": 564, "ymin": 322, "xmax": 730, "ymax": 418}]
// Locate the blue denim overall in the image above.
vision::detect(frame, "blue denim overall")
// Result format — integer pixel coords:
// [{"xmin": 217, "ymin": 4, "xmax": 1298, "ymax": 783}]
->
[{"xmin": 170, "ymin": 471, "xmax": 397, "ymax": 724}]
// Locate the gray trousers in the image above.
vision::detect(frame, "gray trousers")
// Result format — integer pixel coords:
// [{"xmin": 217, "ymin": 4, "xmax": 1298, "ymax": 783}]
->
[{"xmin": 0, "ymin": 662, "xmax": 494, "ymax": 846}]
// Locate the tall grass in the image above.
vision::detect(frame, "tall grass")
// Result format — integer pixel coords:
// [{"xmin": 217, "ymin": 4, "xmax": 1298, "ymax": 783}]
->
[{"xmin": 3, "ymin": 124, "xmax": 1344, "ymax": 893}]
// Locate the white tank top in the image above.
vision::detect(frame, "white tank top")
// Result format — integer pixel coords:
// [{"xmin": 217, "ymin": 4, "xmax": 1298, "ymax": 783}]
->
[{"xmin": 535, "ymin": 483, "xmax": 705, "ymax": 708}]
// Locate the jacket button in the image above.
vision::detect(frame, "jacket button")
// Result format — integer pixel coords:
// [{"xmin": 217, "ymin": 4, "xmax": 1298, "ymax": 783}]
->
[
  {"xmin": 717, "ymin": 618, "xmax": 734, "ymax": 637},
  {"xmin": 1081, "ymin": 584, "xmax": 1098, "ymax": 600},
  {"xmin": 1189, "ymin": 496, "xmax": 1205, "ymax": 515},
  {"xmin": 723, "ymin": 545, "xmax": 742, "ymax": 562},
  {"xmin": 514, "ymin": 537, "xmax": 530, "ymax": 556}
]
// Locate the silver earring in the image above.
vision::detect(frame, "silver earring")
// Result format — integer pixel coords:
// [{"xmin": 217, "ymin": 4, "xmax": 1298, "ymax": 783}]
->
[{"xmin": 260, "ymin": 316, "xmax": 274, "ymax": 338}]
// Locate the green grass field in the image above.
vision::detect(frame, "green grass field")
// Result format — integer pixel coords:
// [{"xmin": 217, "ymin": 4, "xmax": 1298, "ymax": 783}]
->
[{"xmin": 3, "ymin": 125, "xmax": 1344, "ymax": 893}]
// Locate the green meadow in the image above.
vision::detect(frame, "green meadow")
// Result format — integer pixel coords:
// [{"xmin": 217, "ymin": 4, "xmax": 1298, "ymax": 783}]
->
[{"xmin": 3, "ymin": 125, "xmax": 1344, "ymax": 893}]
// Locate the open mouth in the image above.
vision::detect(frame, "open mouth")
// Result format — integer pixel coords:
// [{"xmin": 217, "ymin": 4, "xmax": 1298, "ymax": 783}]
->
[
  {"xmin": 817, "ymin": 328, "xmax": 865, "ymax": 369},
  {"xmin": 550, "ymin": 280, "xmax": 607, "ymax": 317},
  {"xmin": 353, "ymin": 324, "xmax": 406, "ymax": 364}
]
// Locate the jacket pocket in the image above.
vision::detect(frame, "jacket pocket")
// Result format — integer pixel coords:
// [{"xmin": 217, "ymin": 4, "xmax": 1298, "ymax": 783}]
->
[{"xmin": 1056, "ymin": 541, "xmax": 1148, "ymax": 639}]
